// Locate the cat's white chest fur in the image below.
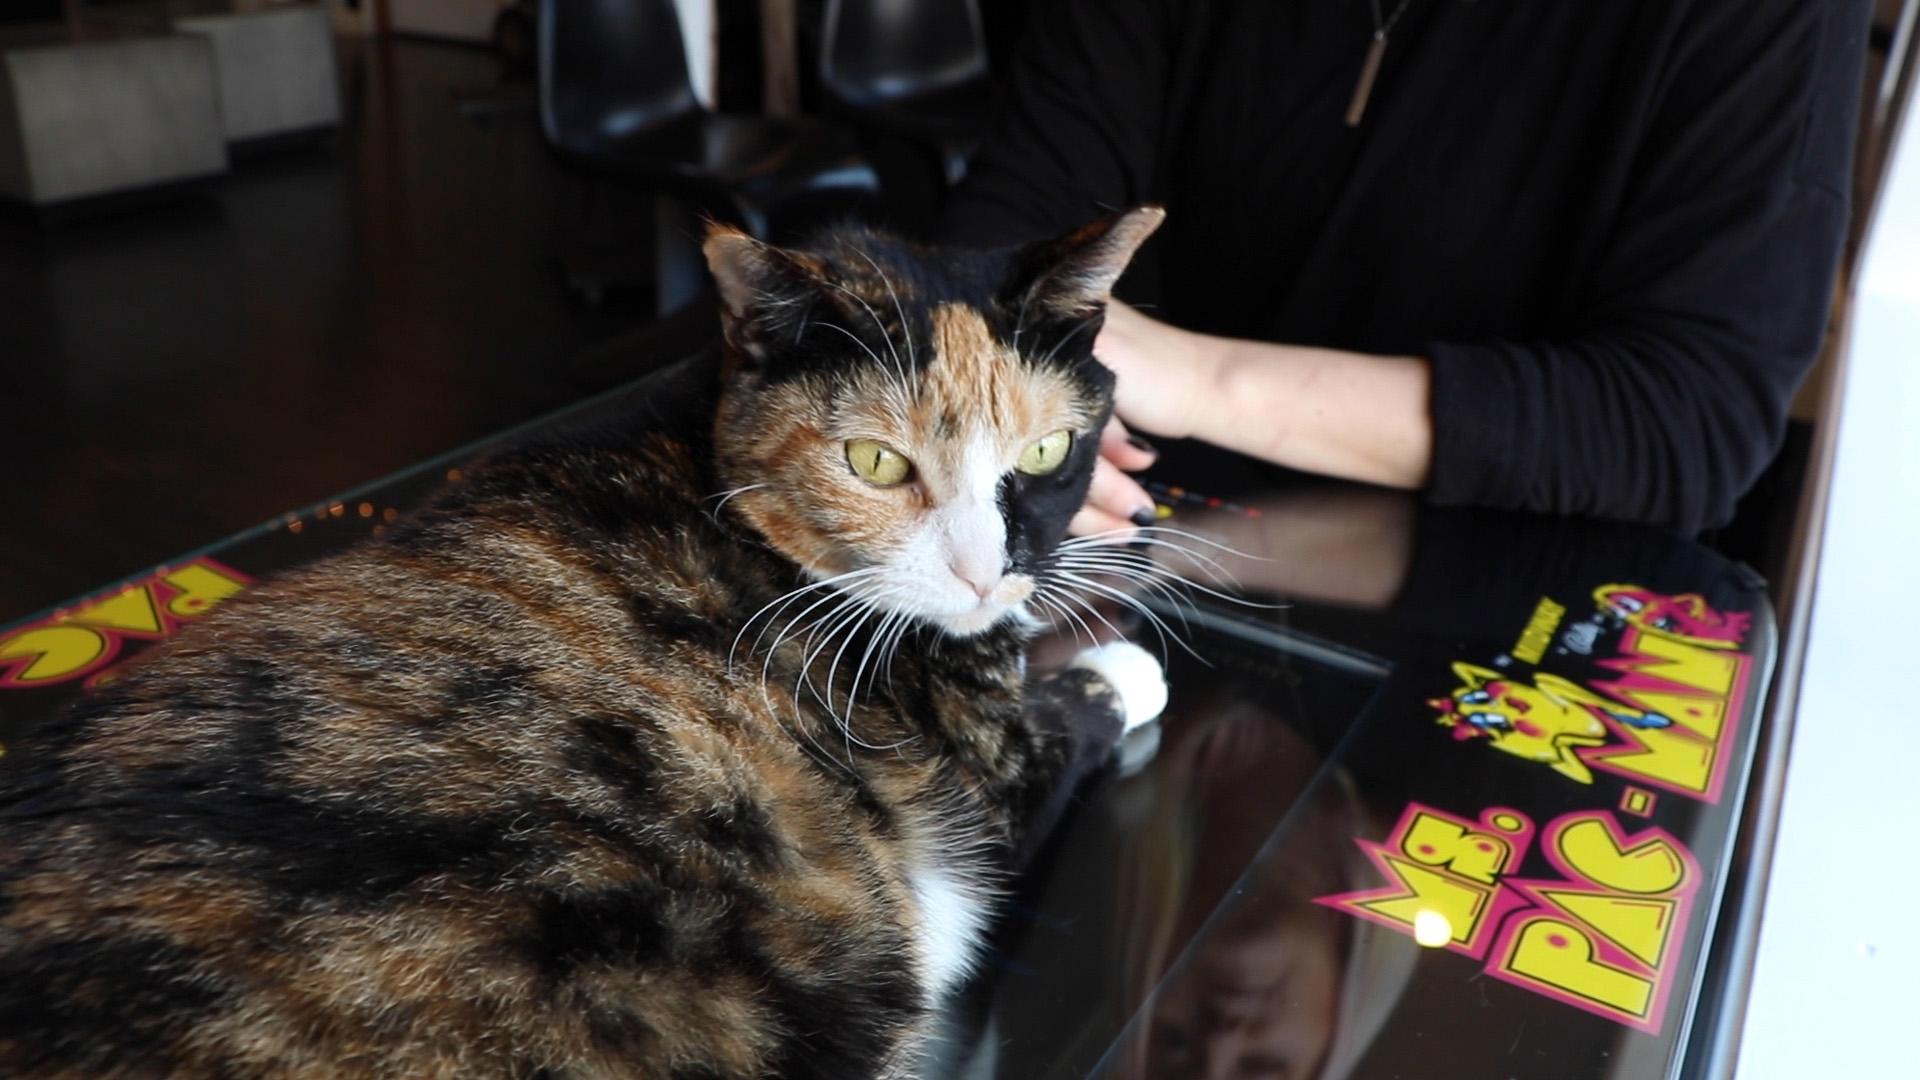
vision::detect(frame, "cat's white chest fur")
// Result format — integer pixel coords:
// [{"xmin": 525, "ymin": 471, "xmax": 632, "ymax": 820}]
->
[
  {"xmin": 909, "ymin": 858, "xmax": 993, "ymax": 1000},
  {"xmin": 910, "ymin": 641, "xmax": 1169, "ymax": 1000}
]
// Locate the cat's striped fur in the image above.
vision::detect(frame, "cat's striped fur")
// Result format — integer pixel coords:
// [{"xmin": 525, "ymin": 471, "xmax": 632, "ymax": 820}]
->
[{"xmin": 0, "ymin": 208, "xmax": 1166, "ymax": 1078}]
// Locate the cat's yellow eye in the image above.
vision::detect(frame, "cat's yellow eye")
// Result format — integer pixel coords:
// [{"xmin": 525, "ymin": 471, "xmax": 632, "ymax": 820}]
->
[
  {"xmin": 846, "ymin": 439, "xmax": 913, "ymax": 486},
  {"xmin": 1017, "ymin": 430, "xmax": 1074, "ymax": 476}
]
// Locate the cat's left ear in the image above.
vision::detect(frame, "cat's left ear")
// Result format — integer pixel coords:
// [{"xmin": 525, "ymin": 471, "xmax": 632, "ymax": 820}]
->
[
  {"xmin": 703, "ymin": 225, "xmax": 829, "ymax": 365},
  {"xmin": 1006, "ymin": 205, "xmax": 1166, "ymax": 320}
]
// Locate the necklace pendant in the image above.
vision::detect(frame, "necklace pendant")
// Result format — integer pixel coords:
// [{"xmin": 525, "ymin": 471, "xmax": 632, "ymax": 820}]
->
[{"xmin": 1345, "ymin": 31, "xmax": 1389, "ymax": 127}]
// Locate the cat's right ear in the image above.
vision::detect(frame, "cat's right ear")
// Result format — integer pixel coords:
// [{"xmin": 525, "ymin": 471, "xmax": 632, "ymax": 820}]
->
[
  {"xmin": 703, "ymin": 225, "xmax": 827, "ymax": 367},
  {"xmin": 1005, "ymin": 205, "xmax": 1167, "ymax": 321}
]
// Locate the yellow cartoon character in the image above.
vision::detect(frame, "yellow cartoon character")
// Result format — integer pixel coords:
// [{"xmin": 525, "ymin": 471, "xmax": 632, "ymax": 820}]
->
[
  {"xmin": 1593, "ymin": 584, "xmax": 1751, "ymax": 650},
  {"xmin": 1431, "ymin": 663, "xmax": 1673, "ymax": 784}
]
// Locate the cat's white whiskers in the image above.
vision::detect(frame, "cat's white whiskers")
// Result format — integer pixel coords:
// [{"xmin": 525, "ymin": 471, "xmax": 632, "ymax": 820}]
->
[
  {"xmin": 732, "ymin": 566, "xmax": 887, "ymax": 673},
  {"xmin": 1038, "ymin": 592, "xmax": 1094, "ymax": 644},
  {"xmin": 736, "ymin": 566, "xmax": 881, "ymax": 652},
  {"xmin": 791, "ymin": 585, "xmax": 916, "ymax": 758},
  {"xmin": 1056, "ymin": 528, "xmax": 1283, "ymax": 607},
  {"xmin": 847, "ymin": 601, "xmax": 909, "ymax": 716},
  {"xmin": 1057, "ymin": 532, "xmax": 1239, "ymax": 582},
  {"xmin": 813, "ymin": 320, "xmax": 888, "ymax": 371},
  {"xmin": 1058, "ymin": 555, "xmax": 1260, "ymax": 613},
  {"xmin": 1029, "ymin": 585, "xmax": 1096, "ymax": 645},
  {"xmin": 880, "ymin": 609, "xmax": 917, "ymax": 694},
  {"xmin": 830, "ymin": 606, "xmax": 925, "ymax": 756},
  {"xmin": 822, "ymin": 584, "xmax": 905, "ymax": 721},
  {"xmin": 1050, "ymin": 546, "xmax": 1216, "ymax": 602},
  {"xmin": 759, "ymin": 588, "xmax": 867, "ymax": 695},
  {"xmin": 788, "ymin": 593, "xmax": 862, "ymax": 694},
  {"xmin": 788, "ymin": 609, "xmax": 851, "ymax": 719},
  {"xmin": 1039, "ymin": 314, "xmax": 1101, "ymax": 367},
  {"xmin": 1047, "ymin": 569, "xmax": 1206, "ymax": 662},
  {"xmin": 824, "ymin": 279, "xmax": 909, "ymax": 389},
  {"xmin": 1046, "ymin": 576, "xmax": 1140, "ymax": 645},
  {"xmin": 704, "ymin": 483, "xmax": 768, "ymax": 523},
  {"xmin": 1048, "ymin": 556, "xmax": 1196, "ymax": 626},
  {"xmin": 856, "ymin": 250, "xmax": 917, "ymax": 370},
  {"xmin": 1066, "ymin": 523, "xmax": 1275, "ymax": 562},
  {"xmin": 1012, "ymin": 287, "xmax": 1035, "ymax": 352},
  {"xmin": 794, "ymin": 586, "xmax": 881, "ymax": 718}
]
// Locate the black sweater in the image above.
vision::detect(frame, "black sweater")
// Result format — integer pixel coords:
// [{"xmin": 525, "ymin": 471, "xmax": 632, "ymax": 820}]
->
[{"xmin": 942, "ymin": 0, "xmax": 1870, "ymax": 532}]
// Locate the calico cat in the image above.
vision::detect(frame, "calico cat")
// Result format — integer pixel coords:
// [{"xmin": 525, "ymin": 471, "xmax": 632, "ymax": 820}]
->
[{"xmin": 0, "ymin": 207, "xmax": 1170, "ymax": 1078}]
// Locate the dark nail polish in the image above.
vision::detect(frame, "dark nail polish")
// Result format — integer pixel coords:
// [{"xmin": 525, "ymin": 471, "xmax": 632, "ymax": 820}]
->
[
  {"xmin": 1129, "ymin": 507, "xmax": 1158, "ymax": 528},
  {"xmin": 1125, "ymin": 435, "xmax": 1157, "ymax": 456}
]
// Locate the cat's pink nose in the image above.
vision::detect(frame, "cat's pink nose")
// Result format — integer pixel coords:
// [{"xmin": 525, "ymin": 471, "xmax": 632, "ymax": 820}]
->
[{"xmin": 950, "ymin": 560, "xmax": 1000, "ymax": 600}]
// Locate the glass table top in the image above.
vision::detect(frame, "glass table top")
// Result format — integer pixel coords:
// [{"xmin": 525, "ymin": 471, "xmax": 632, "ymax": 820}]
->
[{"xmin": 0, "ymin": 357, "xmax": 1777, "ymax": 1079}]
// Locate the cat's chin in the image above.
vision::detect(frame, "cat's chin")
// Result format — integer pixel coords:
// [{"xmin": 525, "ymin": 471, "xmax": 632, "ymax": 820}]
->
[{"xmin": 934, "ymin": 603, "xmax": 1036, "ymax": 639}]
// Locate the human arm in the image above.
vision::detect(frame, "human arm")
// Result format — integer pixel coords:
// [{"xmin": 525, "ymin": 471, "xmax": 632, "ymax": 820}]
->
[
  {"xmin": 1072, "ymin": 302, "xmax": 1433, "ymax": 535},
  {"xmin": 1079, "ymin": 0, "xmax": 1868, "ymax": 534}
]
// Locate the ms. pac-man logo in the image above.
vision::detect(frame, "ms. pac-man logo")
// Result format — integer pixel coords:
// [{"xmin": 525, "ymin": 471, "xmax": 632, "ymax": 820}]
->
[
  {"xmin": 0, "ymin": 559, "xmax": 251, "ymax": 690},
  {"xmin": 1319, "ymin": 802, "xmax": 1701, "ymax": 1032},
  {"xmin": 1432, "ymin": 584, "xmax": 1755, "ymax": 803}
]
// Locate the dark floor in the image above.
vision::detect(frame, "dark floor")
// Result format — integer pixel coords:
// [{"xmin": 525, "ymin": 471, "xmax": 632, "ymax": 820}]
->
[{"xmin": 0, "ymin": 39, "xmax": 674, "ymax": 620}]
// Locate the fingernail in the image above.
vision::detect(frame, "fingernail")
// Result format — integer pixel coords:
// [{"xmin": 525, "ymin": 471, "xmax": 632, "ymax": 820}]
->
[
  {"xmin": 1129, "ymin": 507, "xmax": 1158, "ymax": 528},
  {"xmin": 1125, "ymin": 435, "xmax": 1157, "ymax": 457}
]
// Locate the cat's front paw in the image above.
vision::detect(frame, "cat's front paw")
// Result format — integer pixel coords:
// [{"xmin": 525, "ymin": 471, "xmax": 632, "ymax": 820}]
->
[{"xmin": 1069, "ymin": 641, "xmax": 1168, "ymax": 733}]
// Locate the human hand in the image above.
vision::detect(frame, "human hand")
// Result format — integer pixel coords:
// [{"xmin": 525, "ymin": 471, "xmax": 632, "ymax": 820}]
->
[
  {"xmin": 1069, "ymin": 417, "xmax": 1160, "ymax": 537},
  {"xmin": 1070, "ymin": 302, "xmax": 1220, "ymax": 537}
]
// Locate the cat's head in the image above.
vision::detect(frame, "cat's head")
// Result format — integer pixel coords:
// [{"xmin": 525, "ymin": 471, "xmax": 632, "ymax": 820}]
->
[{"xmin": 705, "ymin": 207, "xmax": 1164, "ymax": 637}]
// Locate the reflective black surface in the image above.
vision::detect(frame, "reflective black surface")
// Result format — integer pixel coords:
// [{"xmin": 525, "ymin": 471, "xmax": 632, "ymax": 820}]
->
[
  {"xmin": 927, "ymin": 451, "xmax": 1773, "ymax": 1080},
  {"xmin": 931, "ymin": 625, "xmax": 1385, "ymax": 1080},
  {"xmin": 0, "ymin": 368, "xmax": 1772, "ymax": 1080}
]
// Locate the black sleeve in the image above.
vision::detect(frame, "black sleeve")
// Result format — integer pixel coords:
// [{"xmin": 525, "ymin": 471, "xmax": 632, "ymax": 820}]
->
[
  {"xmin": 936, "ymin": 0, "xmax": 1175, "ymax": 246},
  {"xmin": 1425, "ymin": 0, "xmax": 1871, "ymax": 532}
]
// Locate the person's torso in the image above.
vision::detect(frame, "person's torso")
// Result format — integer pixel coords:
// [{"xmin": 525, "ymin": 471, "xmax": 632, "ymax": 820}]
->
[{"xmin": 1143, "ymin": 0, "xmax": 1685, "ymax": 353}]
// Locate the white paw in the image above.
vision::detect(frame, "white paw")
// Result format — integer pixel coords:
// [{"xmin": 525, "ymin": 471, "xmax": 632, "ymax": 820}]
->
[{"xmin": 1070, "ymin": 641, "xmax": 1168, "ymax": 732}]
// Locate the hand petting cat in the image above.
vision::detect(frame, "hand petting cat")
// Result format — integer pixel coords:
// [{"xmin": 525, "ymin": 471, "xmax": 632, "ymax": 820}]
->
[
  {"xmin": 1072, "ymin": 300, "xmax": 1210, "ymax": 537},
  {"xmin": 1077, "ymin": 299, "xmax": 1434, "ymax": 536}
]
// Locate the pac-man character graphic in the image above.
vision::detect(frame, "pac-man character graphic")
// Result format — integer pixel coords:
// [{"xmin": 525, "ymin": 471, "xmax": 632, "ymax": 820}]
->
[
  {"xmin": 1432, "ymin": 663, "xmax": 1672, "ymax": 784},
  {"xmin": 1593, "ymin": 585, "xmax": 1750, "ymax": 650}
]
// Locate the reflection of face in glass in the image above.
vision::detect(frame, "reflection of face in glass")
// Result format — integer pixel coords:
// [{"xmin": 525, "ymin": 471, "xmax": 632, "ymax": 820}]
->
[
  {"xmin": 1145, "ymin": 896, "xmax": 1344, "ymax": 1079},
  {"xmin": 1110, "ymin": 697, "xmax": 1367, "ymax": 1080}
]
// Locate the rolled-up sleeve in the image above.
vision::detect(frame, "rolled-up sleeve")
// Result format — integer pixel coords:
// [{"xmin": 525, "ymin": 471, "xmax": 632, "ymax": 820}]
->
[{"xmin": 1426, "ymin": 0, "xmax": 1869, "ymax": 532}]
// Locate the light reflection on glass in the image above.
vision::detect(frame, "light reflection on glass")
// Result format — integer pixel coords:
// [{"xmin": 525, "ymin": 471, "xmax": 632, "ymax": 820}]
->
[{"xmin": 1413, "ymin": 908, "xmax": 1452, "ymax": 948}]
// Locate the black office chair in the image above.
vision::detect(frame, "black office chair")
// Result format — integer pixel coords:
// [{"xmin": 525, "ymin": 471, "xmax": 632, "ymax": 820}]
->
[
  {"xmin": 819, "ymin": 0, "xmax": 992, "ymax": 188},
  {"xmin": 539, "ymin": 0, "xmax": 880, "ymax": 305}
]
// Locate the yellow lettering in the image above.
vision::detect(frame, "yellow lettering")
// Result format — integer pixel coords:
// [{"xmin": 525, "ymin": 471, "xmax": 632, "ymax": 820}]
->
[
  {"xmin": 1620, "ymin": 633, "xmax": 1739, "ymax": 696},
  {"xmin": 1513, "ymin": 597, "xmax": 1567, "ymax": 665},
  {"xmin": 1586, "ymin": 634, "xmax": 1743, "ymax": 795},
  {"xmin": 1553, "ymin": 817, "xmax": 1689, "ymax": 895},
  {"xmin": 1351, "ymin": 855, "xmax": 1495, "ymax": 948},
  {"xmin": 67, "ymin": 587, "xmax": 163, "ymax": 635},
  {"xmin": 1500, "ymin": 916, "xmax": 1656, "ymax": 1020},
  {"xmin": 1537, "ymin": 889, "xmax": 1678, "ymax": 969},
  {"xmin": 1399, "ymin": 810, "xmax": 1516, "ymax": 884},
  {"xmin": 0, "ymin": 625, "xmax": 110, "ymax": 684},
  {"xmin": 160, "ymin": 563, "xmax": 248, "ymax": 619},
  {"xmin": 1589, "ymin": 724, "xmax": 1718, "ymax": 793}
]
